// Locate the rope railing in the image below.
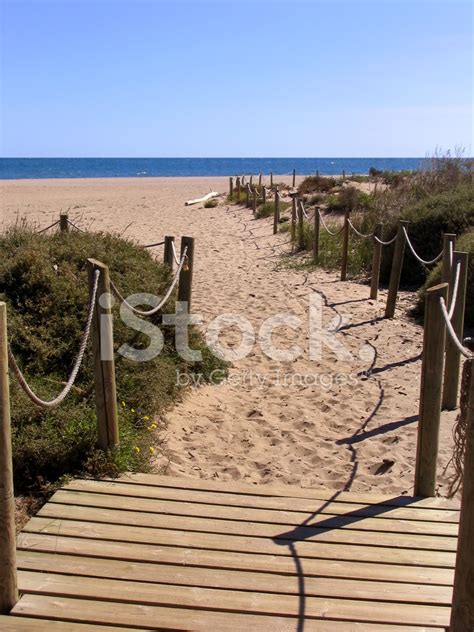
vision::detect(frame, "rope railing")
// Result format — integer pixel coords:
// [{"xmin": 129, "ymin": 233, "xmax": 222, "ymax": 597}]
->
[
  {"xmin": 8, "ymin": 270, "xmax": 100, "ymax": 409},
  {"xmin": 110, "ymin": 247, "xmax": 188, "ymax": 316},
  {"xmin": 440, "ymin": 296, "xmax": 473, "ymax": 359},
  {"xmin": 35, "ymin": 220, "xmax": 60, "ymax": 235},
  {"xmin": 144, "ymin": 240, "xmax": 165, "ymax": 249},
  {"xmin": 317, "ymin": 209, "xmax": 344, "ymax": 236},
  {"xmin": 347, "ymin": 219, "xmax": 373, "ymax": 239},
  {"xmin": 373, "ymin": 233, "xmax": 398, "ymax": 246},
  {"xmin": 402, "ymin": 226, "xmax": 443, "ymax": 266},
  {"xmin": 66, "ymin": 218, "xmax": 86, "ymax": 233},
  {"xmin": 447, "ymin": 261, "xmax": 461, "ymax": 320},
  {"xmin": 170, "ymin": 240, "xmax": 181, "ymax": 265}
]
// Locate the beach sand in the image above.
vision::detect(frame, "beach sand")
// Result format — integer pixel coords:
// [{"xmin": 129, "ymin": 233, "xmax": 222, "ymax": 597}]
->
[{"xmin": 0, "ymin": 176, "xmax": 459, "ymax": 497}]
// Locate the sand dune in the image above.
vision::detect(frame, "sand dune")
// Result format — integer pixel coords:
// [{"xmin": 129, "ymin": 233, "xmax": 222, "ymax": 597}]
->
[{"xmin": 0, "ymin": 176, "xmax": 459, "ymax": 497}]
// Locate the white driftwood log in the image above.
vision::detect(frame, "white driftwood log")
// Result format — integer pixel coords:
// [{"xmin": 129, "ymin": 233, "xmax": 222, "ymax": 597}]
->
[{"xmin": 185, "ymin": 192, "xmax": 219, "ymax": 206}]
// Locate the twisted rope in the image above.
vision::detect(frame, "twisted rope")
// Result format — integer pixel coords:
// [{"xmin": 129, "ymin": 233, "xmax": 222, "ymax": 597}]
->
[
  {"xmin": 440, "ymin": 297, "xmax": 473, "ymax": 359},
  {"xmin": 403, "ymin": 227, "xmax": 443, "ymax": 266},
  {"xmin": 373, "ymin": 234, "xmax": 398, "ymax": 246},
  {"xmin": 67, "ymin": 219, "xmax": 85, "ymax": 233},
  {"xmin": 300, "ymin": 202, "xmax": 309, "ymax": 220},
  {"xmin": 36, "ymin": 220, "xmax": 60, "ymax": 235},
  {"xmin": 348, "ymin": 219, "xmax": 374, "ymax": 239},
  {"xmin": 8, "ymin": 270, "xmax": 100, "ymax": 409},
  {"xmin": 318, "ymin": 209, "xmax": 344, "ymax": 236},
  {"xmin": 447, "ymin": 261, "xmax": 461, "ymax": 320},
  {"xmin": 144, "ymin": 240, "xmax": 165, "ymax": 249},
  {"xmin": 171, "ymin": 241, "xmax": 181, "ymax": 265},
  {"xmin": 110, "ymin": 247, "xmax": 187, "ymax": 316}
]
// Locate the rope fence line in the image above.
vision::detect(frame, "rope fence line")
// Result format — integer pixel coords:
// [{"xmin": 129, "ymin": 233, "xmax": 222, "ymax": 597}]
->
[
  {"xmin": 402, "ymin": 226, "xmax": 443, "ymax": 266},
  {"xmin": 66, "ymin": 219, "xmax": 86, "ymax": 233},
  {"xmin": 35, "ymin": 220, "xmax": 60, "ymax": 235},
  {"xmin": 317, "ymin": 208, "xmax": 344, "ymax": 236},
  {"xmin": 347, "ymin": 219, "xmax": 373, "ymax": 239},
  {"xmin": 7, "ymin": 270, "xmax": 100, "ymax": 409},
  {"xmin": 440, "ymin": 296, "xmax": 473, "ymax": 359},
  {"xmin": 373, "ymin": 234, "xmax": 398, "ymax": 247},
  {"xmin": 170, "ymin": 240, "xmax": 182, "ymax": 266},
  {"xmin": 110, "ymin": 247, "xmax": 188, "ymax": 317},
  {"xmin": 144, "ymin": 240, "xmax": 165, "ymax": 249},
  {"xmin": 447, "ymin": 261, "xmax": 461, "ymax": 320}
]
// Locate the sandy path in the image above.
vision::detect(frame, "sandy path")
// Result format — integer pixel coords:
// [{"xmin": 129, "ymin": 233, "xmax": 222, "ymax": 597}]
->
[{"xmin": 0, "ymin": 176, "xmax": 458, "ymax": 497}]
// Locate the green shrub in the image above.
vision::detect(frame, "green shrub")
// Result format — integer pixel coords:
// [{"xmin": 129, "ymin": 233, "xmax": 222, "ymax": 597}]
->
[
  {"xmin": 0, "ymin": 228, "xmax": 226, "ymax": 491},
  {"xmin": 380, "ymin": 183, "xmax": 474, "ymax": 286},
  {"xmin": 256, "ymin": 202, "xmax": 275, "ymax": 218},
  {"xmin": 298, "ymin": 175, "xmax": 337, "ymax": 195},
  {"xmin": 418, "ymin": 230, "xmax": 474, "ymax": 327}
]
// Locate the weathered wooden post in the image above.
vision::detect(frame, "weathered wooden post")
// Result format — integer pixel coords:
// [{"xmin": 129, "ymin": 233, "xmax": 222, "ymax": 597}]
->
[
  {"xmin": 258, "ymin": 173, "xmax": 262, "ymax": 187},
  {"xmin": 414, "ymin": 283, "xmax": 448, "ymax": 497},
  {"xmin": 249, "ymin": 175, "xmax": 253, "ymax": 188},
  {"xmin": 246, "ymin": 183, "xmax": 251, "ymax": 208},
  {"xmin": 340, "ymin": 211, "xmax": 350, "ymax": 281},
  {"xmin": 229, "ymin": 177, "xmax": 234, "ymax": 198},
  {"xmin": 0, "ymin": 303, "xmax": 18, "ymax": 614},
  {"xmin": 450, "ymin": 347, "xmax": 474, "ymax": 631},
  {"xmin": 241, "ymin": 175, "xmax": 246, "ymax": 186},
  {"xmin": 442, "ymin": 251, "xmax": 468, "ymax": 410},
  {"xmin": 270, "ymin": 172, "xmax": 273, "ymax": 187},
  {"xmin": 290, "ymin": 196, "xmax": 297, "ymax": 244},
  {"xmin": 313, "ymin": 207, "xmax": 320, "ymax": 263},
  {"xmin": 178, "ymin": 236, "xmax": 195, "ymax": 311},
  {"xmin": 235, "ymin": 177, "xmax": 241, "ymax": 202},
  {"xmin": 59, "ymin": 212, "xmax": 69, "ymax": 233},
  {"xmin": 441, "ymin": 234, "xmax": 456, "ymax": 284},
  {"xmin": 163, "ymin": 236, "xmax": 175, "ymax": 269},
  {"xmin": 384, "ymin": 220, "xmax": 409, "ymax": 318},
  {"xmin": 297, "ymin": 199, "xmax": 305, "ymax": 250},
  {"xmin": 273, "ymin": 188, "xmax": 280, "ymax": 235},
  {"xmin": 292, "ymin": 169, "xmax": 296, "ymax": 188},
  {"xmin": 87, "ymin": 259, "xmax": 119, "ymax": 450},
  {"xmin": 262, "ymin": 186, "xmax": 267, "ymax": 205},
  {"xmin": 370, "ymin": 223, "xmax": 383, "ymax": 300},
  {"xmin": 342, "ymin": 169, "xmax": 346, "ymax": 181},
  {"xmin": 252, "ymin": 187, "xmax": 257, "ymax": 217}
]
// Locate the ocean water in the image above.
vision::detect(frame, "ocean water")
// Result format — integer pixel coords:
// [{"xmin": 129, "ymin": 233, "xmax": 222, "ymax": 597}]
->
[{"xmin": 0, "ymin": 157, "xmax": 423, "ymax": 180}]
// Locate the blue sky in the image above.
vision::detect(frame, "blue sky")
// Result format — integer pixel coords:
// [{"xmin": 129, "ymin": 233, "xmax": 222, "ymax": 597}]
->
[{"xmin": 1, "ymin": 0, "xmax": 472, "ymax": 157}]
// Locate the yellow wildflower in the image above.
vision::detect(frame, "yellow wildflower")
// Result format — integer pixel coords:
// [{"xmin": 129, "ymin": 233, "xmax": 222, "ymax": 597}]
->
[
  {"xmin": 149, "ymin": 447, "xmax": 156, "ymax": 454},
  {"xmin": 133, "ymin": 446, "xmax": 141, "ymax": 453}
]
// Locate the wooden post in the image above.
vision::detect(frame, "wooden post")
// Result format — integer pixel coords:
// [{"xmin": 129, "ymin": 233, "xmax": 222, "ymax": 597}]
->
[
  {"xmin": 442, "ymin": 251, "xmax": 468, "ymax": 410},
  {"xmin": 270, "ymin": 172, "xmax": 273, "ymax": 187},
  {"xmin": 59, "ymin": 213, "xmax": 69, "ymax": 233},
  {"xmin": 441, "ymin": 234, "xmax": 456, "ymax": 284},
  {"xmin": 235, "ymin": 176, "xmax": 241, "ymax": 202},
  {"xmin": 297, "ymin": 199, "xmax": 305, "ymax": 250},
  {"xmin": 163, "ymin": 236, "xmax": 175, "ymax": 269},
  {"xmin": 414, "ymin": 283, "xmax": 448, "ymax": 497},
  {"xmin": 450, "ymin": 351, "xmax": 474, "ymax": 631},
  {"xmin": 229, "ymin": 177, "xmax": 234, "ymax": 197},
  {"xmin": 316, "ymin": 170, "xmax": 319, "ymax": 177},
  {"xmin": 292, "ymin": 169, "xmax": 296, "ymax": 188},
  {"xmin": 273, "ymin": 189, "xmax": 280, "ymax": 235},
  {"xmin": 384, "ymin": 220, "xmax": 409, "ymax": 319},
  {"xmin": 370, "ymin": 223, "xmax": 383, "ymax": 300},
  {"xmin": 252, "ymin": 187, "xmax": 257, "ymax": 217},
  {"xmin": 313, "ymin": 207, "xmax": 320, "ymax": 263},
  {"xmin": 291, "ymin": 197, "xmax": 297, "ymax": 243},
  {"xmin": 340, "ymin": 211, "xmax": 350, "ymax": 281},
  {"xmin": 87, "ymin": 259, "xmax": 119, "ymax": 451},
  {"xmin": 342, "ymin": 169, "xmax": 346, "ymax": 181},
  {"xmin": 178, "ymin": 236, "xmax": 195, "ymax": 311},
  {"xmin": 249, "ymin": 175, "xmax": 253, "ymax": 188},
  {"xmin": 262, "ymin": 186, "xmax": 267, "ymax": 204},
  {"xmin": 241, "ymin": 175, "xmax": 245, "ymax": 186},
  {"xmin": 0, "ymin": 303, "xmax": 18, "ymax": 614},
  {"xmin": 245, "ymin": 183, "xmax": 251, "ymax": 208},
  {"xmin": 258, "ymin": 173, "xmax": 262, "ymax": 187}
]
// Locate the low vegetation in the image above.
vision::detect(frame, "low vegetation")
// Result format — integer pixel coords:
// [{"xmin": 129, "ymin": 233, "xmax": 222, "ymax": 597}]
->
[{"xmin": 0, "ymin": 228, "xmax": 226, "ymax": 494}]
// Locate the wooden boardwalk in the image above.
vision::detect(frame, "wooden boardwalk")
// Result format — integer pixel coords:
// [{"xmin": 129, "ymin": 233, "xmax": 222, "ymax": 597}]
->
[{"xmin": 3, "ymin": 474, "xmax": 460, "ymax": 631}]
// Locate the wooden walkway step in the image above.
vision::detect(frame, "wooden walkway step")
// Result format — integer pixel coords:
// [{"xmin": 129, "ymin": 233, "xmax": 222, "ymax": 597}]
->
[{"xmin": 7, "ymin": 473, "xmax": 460, "ymax": 630}]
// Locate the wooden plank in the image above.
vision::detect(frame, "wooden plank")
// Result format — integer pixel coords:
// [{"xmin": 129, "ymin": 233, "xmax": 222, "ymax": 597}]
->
[
  {"xmin": 17, "ymin": 533, "xmax": 455, "ymax": 585},
  {"xmin": 112, "ymin": 473, "xmax": 460, "ymax": 510},
  {"xmin": 23, "ymin": 517, "xmax": 456, "ymax": 567},
  {"xmin": 0, "ymin": 615, "xmax": 144, "ymax": 631},
  {"xmin": 17, "ymin": 570, "xmax": 451, "ymax": 627},
  {"xmin": 64, "ymin": 480, "xmax": 460, "ymax": 523},
  {"xmin": 38, "ymin": 502, "xmax": 458, "ymax": 552},
  {"xmin": 50, "ymin": 489, "xmax": 459, "ymax": 536},
  {"xmin": 11, "ymin": 595, "xmax": 443, "ymax": 632},
  {"xmin": 16, "ymin": 550, "xmax": 453, "ymax": 605}
]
